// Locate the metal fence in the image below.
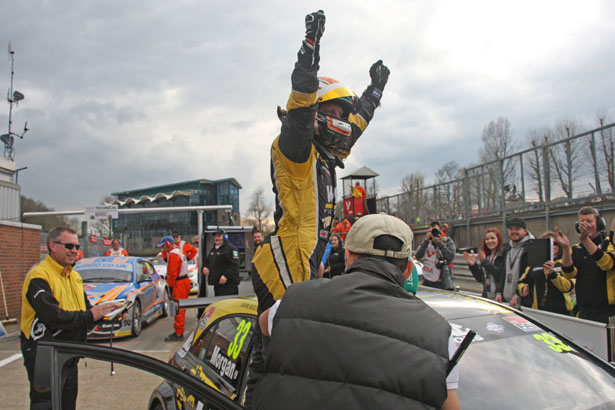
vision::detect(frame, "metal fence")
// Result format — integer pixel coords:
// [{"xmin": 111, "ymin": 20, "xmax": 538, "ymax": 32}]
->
[{"xmin": 376, "ymin": 122, "xmax": 615, "ymax": 225}]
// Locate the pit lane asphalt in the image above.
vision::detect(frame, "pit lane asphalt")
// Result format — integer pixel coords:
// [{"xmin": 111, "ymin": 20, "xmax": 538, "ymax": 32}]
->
[
  {"xmin": 0, "ymin": 275, "xmax": 480, "ymax": 409},
  {"xmin": 0, "ymin": 281, "xmax": 254, "ymax": 410}
]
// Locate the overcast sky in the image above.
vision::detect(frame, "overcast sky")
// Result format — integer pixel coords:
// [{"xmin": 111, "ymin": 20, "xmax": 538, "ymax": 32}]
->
[{"xmin": 1, "ymin": 0, "xmax": 613, "ymax": 218}]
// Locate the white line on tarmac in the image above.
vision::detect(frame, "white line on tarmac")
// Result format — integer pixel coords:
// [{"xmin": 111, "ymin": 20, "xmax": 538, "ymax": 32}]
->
[{"xmin": 0, "ymin": 353, "xmax": 22, "ymax": 367}]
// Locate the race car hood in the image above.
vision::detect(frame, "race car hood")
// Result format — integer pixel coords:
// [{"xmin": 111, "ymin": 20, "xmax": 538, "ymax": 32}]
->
[{"xmin": 84, "ymin": 282, "xmax": 134, "ymax": 305}]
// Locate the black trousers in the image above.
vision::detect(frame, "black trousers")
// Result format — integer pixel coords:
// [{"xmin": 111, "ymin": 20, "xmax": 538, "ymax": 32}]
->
[{"xmin": 24, "ymin": 350, "xmax": 78, "ymax": 410}]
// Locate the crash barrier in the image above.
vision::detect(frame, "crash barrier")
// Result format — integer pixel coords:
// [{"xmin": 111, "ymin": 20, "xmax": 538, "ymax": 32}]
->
[{"xmin": 35, "ymin": 340, "xmax": 244, "ymax": 410}]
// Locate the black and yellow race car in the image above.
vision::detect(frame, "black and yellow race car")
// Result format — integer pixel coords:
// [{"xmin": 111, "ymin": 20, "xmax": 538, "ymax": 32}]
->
[{"xmin": 147, "ymin": 288, "xmax": 615, "ymax": 410}]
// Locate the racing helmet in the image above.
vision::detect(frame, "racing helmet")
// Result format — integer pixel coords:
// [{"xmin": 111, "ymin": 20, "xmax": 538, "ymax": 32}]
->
[{"xmin": 315, "ymin": 77, "xmax": 357, "ymax": 159}]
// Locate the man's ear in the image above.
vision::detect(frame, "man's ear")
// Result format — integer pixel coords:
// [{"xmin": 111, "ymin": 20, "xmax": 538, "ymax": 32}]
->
[{"xmin": 345, "ymin": 249, "xmax": 358, "ymax": 270}]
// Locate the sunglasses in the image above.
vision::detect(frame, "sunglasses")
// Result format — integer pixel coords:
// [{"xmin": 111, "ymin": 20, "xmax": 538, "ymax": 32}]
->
[
  {"xmin": 194, "ymin": 241, "xmax": 199, "ymax": 245},
  {"xmin": 54, "ymin": 241, "xmax": 80, "ymax": 251}
]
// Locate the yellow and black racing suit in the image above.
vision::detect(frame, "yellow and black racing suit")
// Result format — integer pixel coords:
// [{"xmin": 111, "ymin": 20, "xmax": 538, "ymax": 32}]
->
[
  {"xmin": 251, "ymin": 62, "xmax": 381, "ymax": 311},
  {"xmin": 561, "ymin": 232, "xmax": 615, "ymax": 323}
]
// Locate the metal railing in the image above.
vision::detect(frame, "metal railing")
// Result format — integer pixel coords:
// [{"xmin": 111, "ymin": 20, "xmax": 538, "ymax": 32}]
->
[{"xmin": 377, "ymin": 122, "xmax": 615, "ymax": 226}]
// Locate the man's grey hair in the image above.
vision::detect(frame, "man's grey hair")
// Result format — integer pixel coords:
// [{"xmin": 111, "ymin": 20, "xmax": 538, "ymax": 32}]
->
[{"xmin": 48, "ymin": 226, "xmax": 77, "ymax": 243}]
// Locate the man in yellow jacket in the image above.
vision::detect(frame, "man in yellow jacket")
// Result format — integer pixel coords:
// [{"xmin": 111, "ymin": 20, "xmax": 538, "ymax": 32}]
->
[{"xmin": 20, "ymin": 227, "xmax": 118, "ymax": 410}]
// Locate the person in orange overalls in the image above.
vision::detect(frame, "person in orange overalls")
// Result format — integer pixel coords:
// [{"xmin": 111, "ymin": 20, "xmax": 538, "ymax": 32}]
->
[
  {"xmin": 332, "ymin": 217, "xmax": 354, "ymax": 243},
  {"xmin": 157, "ymin": 235, "xmax": 190, "ymax": 342},
  {"xmin": 160, "ymin": 231, "xmax": 197, "ymax": 262},
  {"xmin": 105, "ymin": 239, "xmax": 129, "ymax": 256}
]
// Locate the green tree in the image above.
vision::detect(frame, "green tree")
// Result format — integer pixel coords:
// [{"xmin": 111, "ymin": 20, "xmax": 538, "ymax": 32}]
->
[{"xmin": 20, "ymin": 196, "xmax": 74, "ymax": 232}]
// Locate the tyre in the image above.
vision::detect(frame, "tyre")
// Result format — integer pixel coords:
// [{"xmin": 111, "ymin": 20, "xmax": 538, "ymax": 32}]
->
[{"xmin": 131, "ymin": 300, "xmax": 142, "ymax": 337}]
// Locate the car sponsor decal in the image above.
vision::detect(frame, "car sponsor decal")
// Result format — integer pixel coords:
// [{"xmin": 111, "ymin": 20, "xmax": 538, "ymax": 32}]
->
[
  {"xmin": 95, "ymin": 284, "xmax": 129, "ymax": 304},
  {"xmin": 205, "ymin": 306, "xmax": 216, "ymax": 318},
  {"xmin": 321, "ymin": 215, "xmax": 332, "ymax": 229},
  {"xmin": 209, "ymin": 345, "xmax": 239, "ymax": 380},
  {"xmin": 486, "ymin": 322, "xmax": 505, "ymax": 333},
  {"xmin": 240, "ymin": 302, "xmax": 258, "ymax": 311},
  {"xmin": 228, "ymin": 319, "xmax": 252, "ymax": 360},
  {"xmin": 450, "ymin": 323, "xmax": 484, "ymax": 344},
  {"xmin": 76, "ymin": 262, "xmax": 133, "ymax": 271},
  {"xmin": 198, "ymin": 317, "xmax": 210, "ymax": 331},
  {"xmin": 503, "ymin": 316, "xmax": 541, "ymax": 333},
  {"xmin": 533, "ymin": 333, "xmax": 572, "ymax": 353}
]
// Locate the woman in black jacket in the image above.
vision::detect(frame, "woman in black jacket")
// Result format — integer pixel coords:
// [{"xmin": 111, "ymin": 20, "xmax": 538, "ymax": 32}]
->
[
  {"xmin": 324, "ymin": 233, "xmax": 345, "ymax": 279},
  {"xmin": 463, "ymin": 227, "xmax": 505, "ymax": 299}
]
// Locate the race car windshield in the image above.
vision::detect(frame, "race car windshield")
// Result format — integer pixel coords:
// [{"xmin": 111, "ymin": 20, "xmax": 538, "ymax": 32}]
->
[
  {"xmin": 77, "ymin": 269, "xmax": 132, "ymax": 283},
  {"xmin": 457, "ymin": 325, "xmax": 615, "ymax": 409}
]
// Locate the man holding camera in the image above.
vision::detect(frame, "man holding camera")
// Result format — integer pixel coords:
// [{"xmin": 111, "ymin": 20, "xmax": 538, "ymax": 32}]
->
[{"xmin": 415, "ymin": 222, "xmax": 456, "ymax": 289}]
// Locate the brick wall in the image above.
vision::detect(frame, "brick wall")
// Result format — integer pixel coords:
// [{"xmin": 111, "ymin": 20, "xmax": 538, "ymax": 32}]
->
[{"xmin": 0, "ymin": 221, "xmax": 41, "ymax": 320}]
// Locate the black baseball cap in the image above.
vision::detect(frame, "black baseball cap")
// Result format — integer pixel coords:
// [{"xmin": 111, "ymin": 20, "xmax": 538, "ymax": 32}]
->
[
  {"xmin": 214, "ymin": 228, "xmax": 226, "ymax": 235},
  {"xmin": 506, "ymin": 217, "xmax": 526, "ymax": 229}
]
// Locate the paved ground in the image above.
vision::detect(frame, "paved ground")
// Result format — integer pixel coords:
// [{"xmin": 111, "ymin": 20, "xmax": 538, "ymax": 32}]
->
[
  {"xmin": 0, "ymin": 276, "xmax": 480, "ymax": 409},
  {"xmin": 0, "ymin": 281, "xmax": 254, "ymax": 410}
]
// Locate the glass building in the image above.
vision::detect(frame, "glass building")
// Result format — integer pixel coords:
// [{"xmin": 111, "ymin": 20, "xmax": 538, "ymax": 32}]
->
[{"xmin": 109, "ymin": 178, "xmax": 241, "ymax": 254}]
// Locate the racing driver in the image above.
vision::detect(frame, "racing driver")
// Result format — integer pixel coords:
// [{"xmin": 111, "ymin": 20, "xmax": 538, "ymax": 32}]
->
[{"xmin": 246, "ymin": 9, "xmax": 390, "ymax": 408}]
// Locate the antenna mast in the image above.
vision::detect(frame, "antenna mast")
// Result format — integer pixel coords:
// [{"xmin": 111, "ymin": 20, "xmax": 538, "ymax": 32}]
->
[{"xmin": 1, "ymin": 42, "xmax": 28, "ymax": 161}]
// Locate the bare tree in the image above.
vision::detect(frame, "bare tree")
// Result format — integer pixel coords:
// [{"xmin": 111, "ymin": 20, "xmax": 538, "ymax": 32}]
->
[
  {"xmin": 478, "ymin": 117, "xmax": 516, "ymax": 209},
  {"xmin": 435, "ymin": 161, "xmax": 461, "ymax": 219},
  {"xmin": 526, "ymin": 127, "xmax": 552, "ymax": 202},
  {"xmin": 247, "ymin": 186, "xmax": 272, "ymax": 232},
  {"xmin": 400, "ymin": 172, "xmax": 427, "ymax": 223},
  {"xmin": 596, "ymin": 111, "xmax": 615, "ymax": 192},
  {"xmin": 548, "ymin": 117, "xmax": 584, "ymax": 198}
]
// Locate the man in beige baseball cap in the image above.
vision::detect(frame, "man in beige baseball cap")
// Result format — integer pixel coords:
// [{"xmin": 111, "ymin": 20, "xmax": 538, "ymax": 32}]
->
[{"xmin": 254, "ymin": 213, "xmax": 460, "ymax": 410}]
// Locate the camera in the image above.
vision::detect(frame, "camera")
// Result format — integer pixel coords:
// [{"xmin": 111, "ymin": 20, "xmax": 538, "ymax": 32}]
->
[
  {"xmin": 431, "ymin": 228, "xmax": 441, "ymax": 238},
  {"xmin": 435, "ymin": 260, "xmax": 446, "ymax": 269}
]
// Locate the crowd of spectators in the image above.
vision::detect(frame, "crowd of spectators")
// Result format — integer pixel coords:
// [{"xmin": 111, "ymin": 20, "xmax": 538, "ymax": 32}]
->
[{"xmin": 461, "ymin": 206, "xmax": 615, "ymax": 324}]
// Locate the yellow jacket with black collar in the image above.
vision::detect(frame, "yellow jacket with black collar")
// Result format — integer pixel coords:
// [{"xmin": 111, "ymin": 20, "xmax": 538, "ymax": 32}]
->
[{"xmin": 20, "ymin": 255, "xmax": 93, "ymax": 348}]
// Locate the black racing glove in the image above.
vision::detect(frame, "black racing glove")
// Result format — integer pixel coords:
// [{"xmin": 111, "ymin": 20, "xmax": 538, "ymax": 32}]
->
[
  {"xmin": 297, "ymin": 10, "xmax": 325, "ymax": 69},
  {"xmin": 370, "ymin": 60, "xmax": 390, "ymax": 90},
  {"xmin": 367, "ymin": 60, "xmax": 390, "ymax": 105}
]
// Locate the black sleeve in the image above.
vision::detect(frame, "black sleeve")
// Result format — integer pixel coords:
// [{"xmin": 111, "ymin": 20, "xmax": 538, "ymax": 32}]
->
[
  {"xmin": 203, "ymin": 248, "xmax": 211, "ymax": 269},
  {"xmin": 278, "ymin": 64, "xmax": 319, "ymax": 163},
  {"xmin": 26, "ymin": 278, "xmax": 94, "ymax": 330},
  {"xmin": 481, "ymin": 254, "xmax": 504, "ymax": 284},
  {"xmin": 468, "ymin": 263, "xmax": 484, "ymax": 284},
  {"xmin": 223, "ymin": 245, "xmax": 241, "ymax": 286},
  {"xmin": 415, "ymin": 239, "xmax": 429, "ymax": 259}
]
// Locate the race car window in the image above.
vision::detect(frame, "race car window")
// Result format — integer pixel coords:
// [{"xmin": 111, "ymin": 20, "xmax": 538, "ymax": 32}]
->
[
  {"xmin": 136, "ymin": 261, "xmax": 153, "ymax": 282},
  {"xmin": 191, "ymin": 315, "xmax": 255, "ymax": 390}
]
